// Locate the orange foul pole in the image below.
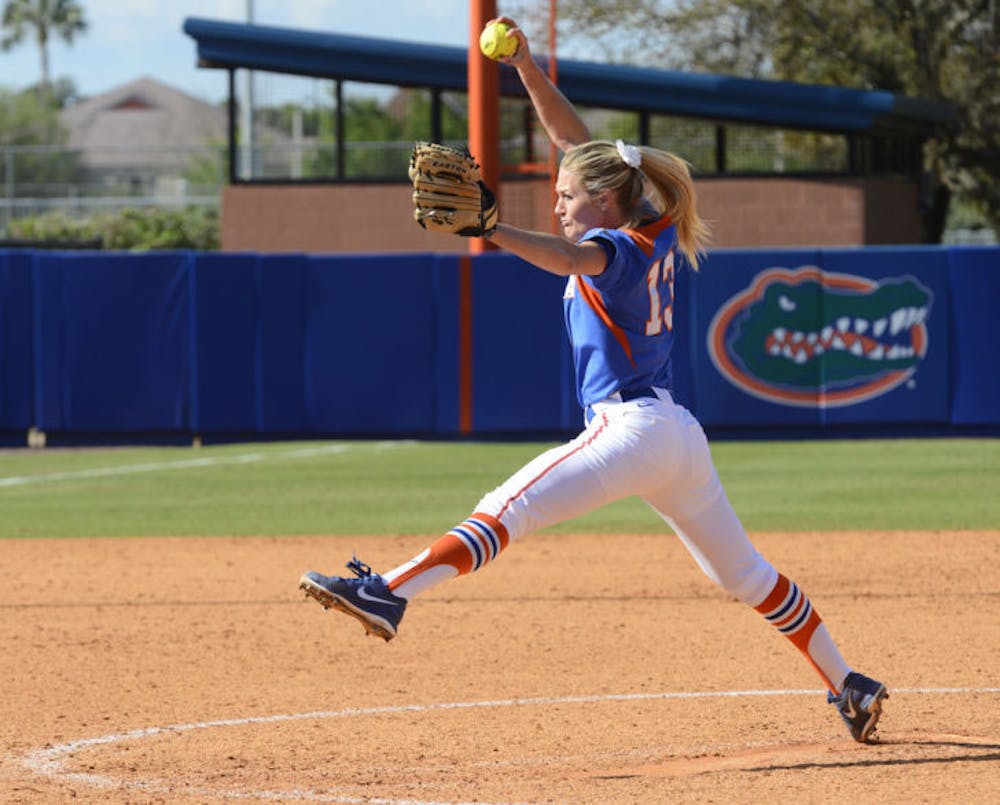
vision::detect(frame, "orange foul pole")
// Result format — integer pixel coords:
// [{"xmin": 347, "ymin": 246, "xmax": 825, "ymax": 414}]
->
[
  {"xmin": 468, "ymin": 0, "xmax": 499, "ymax": 254},
  {"xmin": 460, "ymin": 0, "xmax": 500, "ymax": 433}
]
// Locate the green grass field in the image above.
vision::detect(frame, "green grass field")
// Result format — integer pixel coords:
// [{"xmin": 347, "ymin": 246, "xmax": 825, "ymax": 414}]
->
[{"xmin": 0, "ymin": 438, "xmax": 997, "ymax": 539}]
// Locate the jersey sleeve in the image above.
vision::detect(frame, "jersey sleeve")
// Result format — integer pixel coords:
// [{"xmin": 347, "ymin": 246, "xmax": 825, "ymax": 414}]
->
[{"xmin": 580, "ymin": 228, "xmax": 632, "ymax": 293}]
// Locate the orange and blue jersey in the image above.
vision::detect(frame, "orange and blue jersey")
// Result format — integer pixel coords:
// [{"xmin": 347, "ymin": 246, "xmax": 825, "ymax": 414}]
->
[{"xmin": 565, "ymin": 215, "xmax": 679, "ymax": 409}]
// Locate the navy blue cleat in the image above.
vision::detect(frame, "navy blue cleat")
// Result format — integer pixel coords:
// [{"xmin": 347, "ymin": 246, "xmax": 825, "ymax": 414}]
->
[
  {"xmin": 299, "ymin": 557, "xmax": 407, "ymax": 641},
  {"xmin": 828, "ymin": 671, "xmax": 888, "ymax": 742}
]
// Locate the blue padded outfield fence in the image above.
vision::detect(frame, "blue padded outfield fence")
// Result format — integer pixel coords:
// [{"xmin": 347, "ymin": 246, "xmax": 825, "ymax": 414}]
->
[{"xmin": 0, "ymin": 245, "xmax": 997, "ymax": 443}]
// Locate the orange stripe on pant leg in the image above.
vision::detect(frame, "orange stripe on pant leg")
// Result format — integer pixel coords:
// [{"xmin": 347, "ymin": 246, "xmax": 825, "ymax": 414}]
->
[{"xmin": 496, "ymin": 415, "xmax": 611, "ymax": 520}]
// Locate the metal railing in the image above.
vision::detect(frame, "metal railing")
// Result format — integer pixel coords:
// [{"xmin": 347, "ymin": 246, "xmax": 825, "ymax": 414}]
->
[
  {"xmin": 1, "ymin": 143, "xmax": 226, "ymax": 231},
  {"xmin": 0, "ymin": 130, "xmax": 861, "ymax": 232}
]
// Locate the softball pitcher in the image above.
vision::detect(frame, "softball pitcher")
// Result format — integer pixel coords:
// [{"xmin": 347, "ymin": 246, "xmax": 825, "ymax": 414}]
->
[{"xmin": 301, "ymin": 16, "xmax": 887, "ymax": 743}]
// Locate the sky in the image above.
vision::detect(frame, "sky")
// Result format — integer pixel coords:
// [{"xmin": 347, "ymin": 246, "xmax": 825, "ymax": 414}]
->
[{"xmin": 0, "ymin": 0, "xmax": 479, "ymax": 103}]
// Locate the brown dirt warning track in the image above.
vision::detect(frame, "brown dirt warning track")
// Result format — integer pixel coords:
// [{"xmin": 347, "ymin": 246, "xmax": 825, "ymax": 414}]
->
[{"xmin": 1, "ymin": 529, "xmax": 998, "ymax": 804}]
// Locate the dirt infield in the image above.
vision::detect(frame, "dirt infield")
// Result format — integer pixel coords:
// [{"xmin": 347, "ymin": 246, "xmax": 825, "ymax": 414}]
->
[{"xmin": 2, "ymin": 530, "xmax": 998, "ymax": 803}]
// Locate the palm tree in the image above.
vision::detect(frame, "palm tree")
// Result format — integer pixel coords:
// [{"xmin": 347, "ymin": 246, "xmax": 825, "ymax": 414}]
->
[{"xmin": 1, "ymin": 0, "xmax": 88, "ymax": 92}]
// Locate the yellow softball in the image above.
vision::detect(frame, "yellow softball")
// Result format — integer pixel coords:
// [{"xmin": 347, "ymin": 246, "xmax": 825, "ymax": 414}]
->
[{"xmin": 479, "ymin": 21, "xmax": 518, "ymax": 60}]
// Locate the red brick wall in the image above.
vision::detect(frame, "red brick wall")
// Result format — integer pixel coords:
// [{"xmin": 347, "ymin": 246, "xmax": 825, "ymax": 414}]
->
[{"xmin": 221, "ymin": 176, "xmax": 922, "ymax": 253}]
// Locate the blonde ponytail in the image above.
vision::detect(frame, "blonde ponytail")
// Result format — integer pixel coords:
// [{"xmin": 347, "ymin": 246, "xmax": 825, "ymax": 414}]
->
[
  {"xmin": 561, "ymin": 141, "xmax": 712, "ymax": 271},
  {"xmin": 634, "ymin": 147, "xmax": 712, "ymax": 271}
]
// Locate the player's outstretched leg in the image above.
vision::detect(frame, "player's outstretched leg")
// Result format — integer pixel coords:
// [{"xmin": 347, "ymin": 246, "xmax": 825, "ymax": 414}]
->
[
  {"xmin": 650, "ymin": 481, "xmax": 889, "ymax": 742},
  {"xmin": 299, "ymin": 557, "xmax": 407, "ymax": 641},
  {"xmin": 753, "ymin": 572, "xmax": 888, "ymax": 742}
]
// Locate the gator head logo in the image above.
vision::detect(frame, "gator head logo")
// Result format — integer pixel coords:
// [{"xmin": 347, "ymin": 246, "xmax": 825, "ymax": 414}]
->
[{"xmin": 707, "ymin": 267, "xmax": 933, "ymax": 407}]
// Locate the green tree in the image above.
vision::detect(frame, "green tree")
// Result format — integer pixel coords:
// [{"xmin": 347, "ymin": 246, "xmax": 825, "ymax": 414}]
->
[
  {"xmin": 0, "ymin": 85, "xmax": 80, "ymax": 197},
  {"xmin": 507, "ymin": 0, "xmax": 775, "ymax": 75},
  {"xmin": 1, "ymin": 0, "xmax": 88, "ymax": 92},
  {"xmin": 769, "ymin": 0, "xmax": 997, "ymax": 240},
  {"xmin": 398, "ymin": 90, "xmax": 470, "ymax": 142},
  {"xmin": 341, "ymin": 96, "xmax": 405, "ymax": 177},
  {"xmin": 304, "ymin": 91, "xmax": 454, "ymax": 179},
  {"xmin": 257, "ymin": 103, "xmax": 325, "ymax": 139},
  {"xmin": 509, "ymin": 0, "xmax": 997, "ymax": 240},
  {"xmin": 183, "ymin": 143, "xmax": 226, "ymax": 192},
  {"xmin": 7, "ymin": 206, "xmax": 220, "ymax": 250}
]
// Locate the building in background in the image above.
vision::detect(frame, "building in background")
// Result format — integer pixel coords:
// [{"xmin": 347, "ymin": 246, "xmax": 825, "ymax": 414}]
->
[
  {"xmin": 182, "ymin": 17, "xmax": 957, "ymax": 254},
  {"xmin": 60, "ymin": 77, "xmax": 227, "ymax": 204}
]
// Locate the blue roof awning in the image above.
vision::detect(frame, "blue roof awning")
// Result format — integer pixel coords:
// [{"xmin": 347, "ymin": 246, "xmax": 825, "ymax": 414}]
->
[{"xmin": 183, "ymin": 17, "xmax": 954, "ymax": 138}]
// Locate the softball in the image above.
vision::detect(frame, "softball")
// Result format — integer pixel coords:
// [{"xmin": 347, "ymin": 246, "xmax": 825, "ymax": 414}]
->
[{"xmin": 479, "ymin": 21, "xmax": 517, "ymax": 60}]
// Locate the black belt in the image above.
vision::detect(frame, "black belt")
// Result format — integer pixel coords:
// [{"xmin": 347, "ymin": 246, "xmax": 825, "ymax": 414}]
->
[{"xmin": 619, "ymin": 387, "xmax": 657, "ymax": 402}]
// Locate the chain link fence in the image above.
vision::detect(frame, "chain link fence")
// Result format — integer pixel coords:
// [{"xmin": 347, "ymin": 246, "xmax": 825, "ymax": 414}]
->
[
  {"xmin": 4, "ymin": 134, "xmax": 990, "ymax": 244},
  {"xmin": 0, "ymin": 143, "xmax": 224, "ymax": 233}
]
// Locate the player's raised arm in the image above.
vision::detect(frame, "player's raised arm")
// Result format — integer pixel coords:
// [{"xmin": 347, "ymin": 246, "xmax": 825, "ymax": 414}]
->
[{"xmin": 492, "ymin": 16, "xmax": 590, "ymax": 152}]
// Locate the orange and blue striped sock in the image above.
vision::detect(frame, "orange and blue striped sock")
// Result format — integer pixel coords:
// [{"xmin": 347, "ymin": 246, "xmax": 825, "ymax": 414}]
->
[
  {"xmin": 754, "ymin": 573, "xmax": 850, "ymax": 693},
  {"xmin": 384, "ymin": 513, "xmax": 510, "ymax": 600}
]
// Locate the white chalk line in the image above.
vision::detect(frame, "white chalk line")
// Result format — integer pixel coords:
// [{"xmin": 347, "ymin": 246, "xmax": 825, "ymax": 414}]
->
[
  {"xmin": 16, "ymin": 686, "xmax": 1000, "ymax": 805},
  {"xmin": 0, "ymin": 441, "xmax": 414, "ymax": 488}
]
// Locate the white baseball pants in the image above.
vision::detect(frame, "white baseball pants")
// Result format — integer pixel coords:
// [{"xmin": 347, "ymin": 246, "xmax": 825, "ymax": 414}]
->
[{"xmin": 475, "ymin": 389, "xmax": 779, "ymax": 607}]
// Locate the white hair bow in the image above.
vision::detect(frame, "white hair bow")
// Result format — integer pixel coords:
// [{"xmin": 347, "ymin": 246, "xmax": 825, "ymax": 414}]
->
[{"xmin": 615, "ymin": 139, "xmax": 642, "ymax": 169}]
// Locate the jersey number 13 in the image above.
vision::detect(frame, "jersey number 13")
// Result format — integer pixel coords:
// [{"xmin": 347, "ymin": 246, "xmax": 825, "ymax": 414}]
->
[{"xmin": 644, "ymin": 249, "xmax": 675, "ymax": 336}]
